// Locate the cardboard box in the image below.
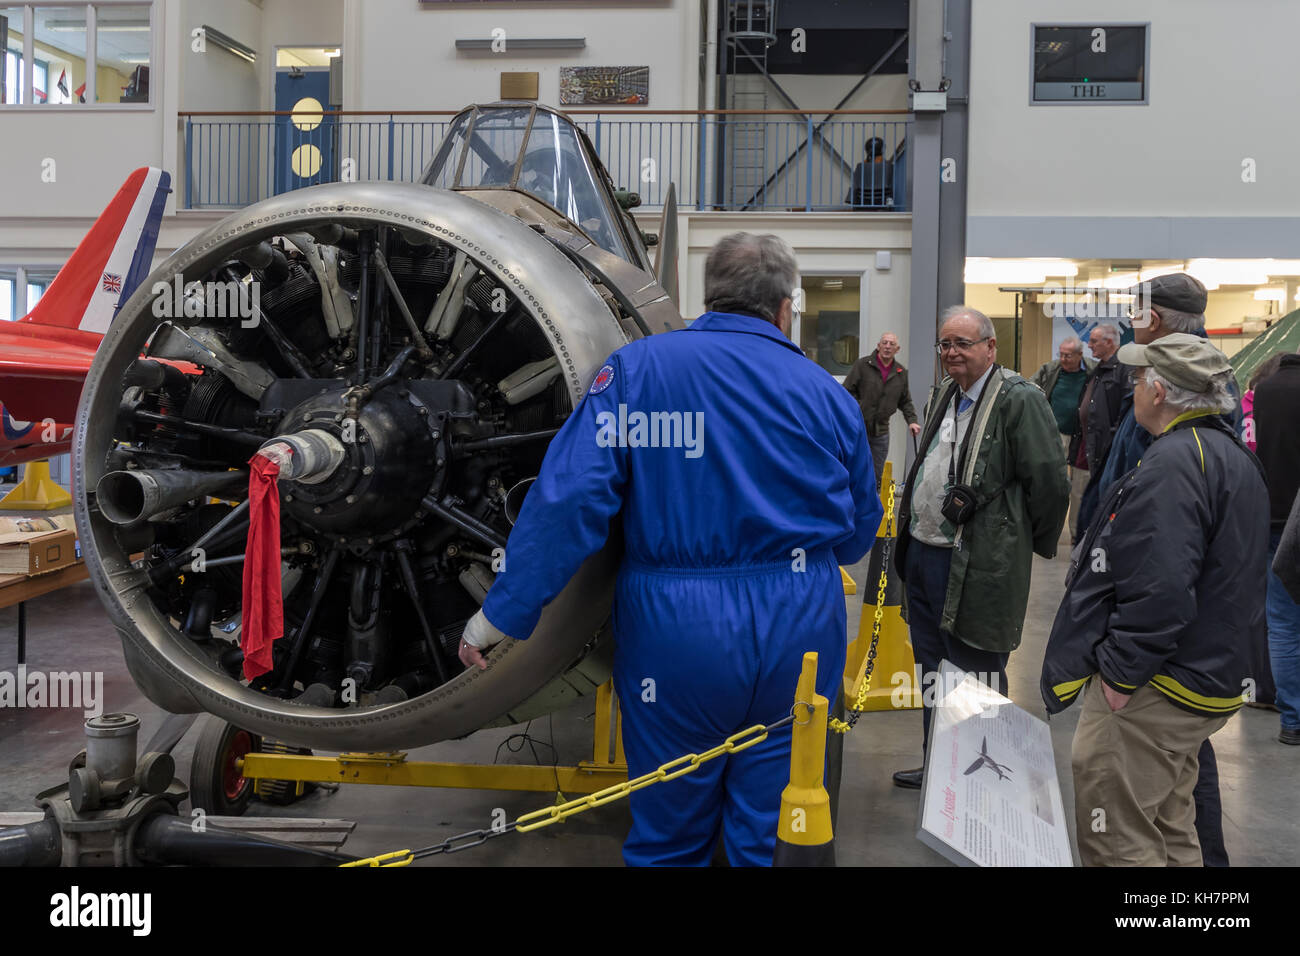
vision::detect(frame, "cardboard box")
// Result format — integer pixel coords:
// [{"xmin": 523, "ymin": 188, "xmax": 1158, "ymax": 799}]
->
[{"xmin": 0, "ymin": 528, "xmax": 79, "ymax": 576}]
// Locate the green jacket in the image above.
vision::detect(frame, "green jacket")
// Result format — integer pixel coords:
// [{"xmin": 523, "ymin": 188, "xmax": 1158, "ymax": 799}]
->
[
  {"xmin": 895, "ymin": 366, "xmax": 1070, "ymax": 653},
  {"xmin": 843, "ymin": 351, "xmax": 919, "ymax": 438},
  {"xmin": 1030, "ymin": 356, "xmax": 1093, "ymax": 405}
]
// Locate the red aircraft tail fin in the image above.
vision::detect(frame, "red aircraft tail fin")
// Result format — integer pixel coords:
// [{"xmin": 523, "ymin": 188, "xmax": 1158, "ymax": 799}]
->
[{"xmin": 20, "ymin": 167, "xmax": 171, "ymax": 334}]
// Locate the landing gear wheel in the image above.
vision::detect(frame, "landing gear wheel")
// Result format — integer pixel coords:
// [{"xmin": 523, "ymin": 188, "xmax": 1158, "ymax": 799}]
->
[{"xmin": 190, "ymin": 715, "xmax": 260, "ymax": 816}]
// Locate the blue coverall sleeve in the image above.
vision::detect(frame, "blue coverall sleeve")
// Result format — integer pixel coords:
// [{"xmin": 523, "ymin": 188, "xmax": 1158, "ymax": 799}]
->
[
  {"xmin": 480, "ymin": 355, "xmax": 629, "ymax": 640},
  {"xmin": 833, "ymin": 415, "xmax": 883, "ymax": 566}
]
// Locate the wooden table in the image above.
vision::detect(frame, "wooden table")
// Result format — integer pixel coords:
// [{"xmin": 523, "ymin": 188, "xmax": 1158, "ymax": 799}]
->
[{"xmin": 0, "ymin": 561, "xmax": 89, "ymax": 665}]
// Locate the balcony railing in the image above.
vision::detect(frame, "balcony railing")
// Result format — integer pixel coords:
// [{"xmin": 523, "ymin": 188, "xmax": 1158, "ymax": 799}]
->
[{"xmin": 181, "ymin": 109, "xmax": 912, "ymax": 213}]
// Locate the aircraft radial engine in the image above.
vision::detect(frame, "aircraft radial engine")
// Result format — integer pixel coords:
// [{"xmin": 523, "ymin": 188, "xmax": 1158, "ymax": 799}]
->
[{"xmin": 74, "ymin": 181, "xmax": 680, "ymax": 751}]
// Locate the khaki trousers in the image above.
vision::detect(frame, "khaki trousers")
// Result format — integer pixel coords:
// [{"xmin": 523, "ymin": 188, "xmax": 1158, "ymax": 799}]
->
[
  {"xmin": 1061, "ymin": 433, "xmax": 1089, "ymax": 542},
  {"xmin": 1071, "ymin": 679, "xmax": 1229, "ymax": 867}
]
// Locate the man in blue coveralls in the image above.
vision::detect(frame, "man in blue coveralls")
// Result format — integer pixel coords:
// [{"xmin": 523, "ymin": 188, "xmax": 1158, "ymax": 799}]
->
[{"xmin": 457, "ymin": 232, "xmax": 882, "ymax": 866}]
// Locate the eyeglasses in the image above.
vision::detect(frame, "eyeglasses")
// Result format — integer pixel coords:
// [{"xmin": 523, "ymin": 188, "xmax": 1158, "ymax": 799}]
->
[{"xmin": 935, "ymin": 337, "xmax": 990, "ymax": 354}]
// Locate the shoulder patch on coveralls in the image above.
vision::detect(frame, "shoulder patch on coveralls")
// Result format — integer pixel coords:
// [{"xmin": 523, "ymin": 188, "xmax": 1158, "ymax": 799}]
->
[{"xmin": 589, "ymin": 364, "xmax": 616, "ymax": 395}]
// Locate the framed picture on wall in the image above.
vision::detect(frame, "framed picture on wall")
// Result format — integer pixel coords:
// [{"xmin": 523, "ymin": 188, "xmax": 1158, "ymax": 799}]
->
[{"xmin": 559, "ymin": 66, "xmax": 648, "ymax": 106}]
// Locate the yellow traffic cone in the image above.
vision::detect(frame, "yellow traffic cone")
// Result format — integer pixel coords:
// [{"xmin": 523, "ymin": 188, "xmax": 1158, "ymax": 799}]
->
[
  {"xmin": 0, "ymin": 460, "xmax": 73, "ymax": 511},
  {"xmin": 773, "ymin": 652, "xmax": 834, "ymax": 866},
  {"xmin": 843, "ymin": 461, "xmax": 920, "ymax": 712}
]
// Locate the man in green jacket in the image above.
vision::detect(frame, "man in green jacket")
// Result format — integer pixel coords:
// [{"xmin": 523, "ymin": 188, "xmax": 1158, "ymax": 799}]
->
[
  {"xmin": 1030, "ymin": 337, "xmax": 1092, "ymax": 541},
  {"xmin": 890, "ymin": 306, "xmax": 1069, "ymax": 789},
  {"xmin": 843, "ymin": 332, "xmax": 921, "ymax": 486}
]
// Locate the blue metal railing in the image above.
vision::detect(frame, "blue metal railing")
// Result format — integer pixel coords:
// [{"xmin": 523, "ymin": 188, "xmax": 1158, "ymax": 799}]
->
[{"xmin": 181, "ymin": 111, "xmax": 912, "ymax": 213}]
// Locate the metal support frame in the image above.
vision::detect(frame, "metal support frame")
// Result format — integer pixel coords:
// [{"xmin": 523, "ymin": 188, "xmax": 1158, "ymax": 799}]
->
[
  {"xmin": 240, "ymin": 680, "xmax": 630, "ymax": 795},
  {"xmin": 236, "ymin": 572, "xmax": 863, "ymax": 801},
  {"xmin": 906, "ymin": 0, "xmax": 971, "ymax": 456},
  {"xmin": 739, "ymin": 30, "xmax": 909, "ymax": 210}
]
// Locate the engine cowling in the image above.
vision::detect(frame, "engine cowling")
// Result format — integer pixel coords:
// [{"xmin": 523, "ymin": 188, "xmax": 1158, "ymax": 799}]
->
[{"xmin": 74, "ymin": 182, "xmax": 679, "ymax": 750}]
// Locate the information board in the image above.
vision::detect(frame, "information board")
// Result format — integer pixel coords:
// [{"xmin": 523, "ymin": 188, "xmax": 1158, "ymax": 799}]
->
[{"xmin": 918, "ymin": 661, "xmax": 1073, "ymax": 867}]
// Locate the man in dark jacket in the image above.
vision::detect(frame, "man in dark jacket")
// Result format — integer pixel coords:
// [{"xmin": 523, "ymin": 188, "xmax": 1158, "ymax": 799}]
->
[
  {"xmin": 1253, "ymin": 350, "xmax": 1300, "ymax": 745},
  {"xmin": 1070, "ymin": 323, "xmax": 1129, "ymax": 477},
  {"xmin": 1069, "ymin": 273, "xmax": 1237, "ymax": 864},
  {"xmin": 890, "ymin": 306, "xmax": 1068, "ymax": 789},
  {"xmin": 1078, "ymin": 274, "xmax": 1225, "ymax": 530},
  {"xmin": 843, "ymin": 332, "xmax": 921, "ymax": 485},
  {"xmin": 1041, "ymin": 334, "xmax": 1268, "ymax": 866},
  {"xmin": 1031, "ymin": 338, "xmax": 1092, "ymax": 541}
]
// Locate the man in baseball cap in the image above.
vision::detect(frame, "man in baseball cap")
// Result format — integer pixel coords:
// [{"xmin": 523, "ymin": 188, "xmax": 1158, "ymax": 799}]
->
[
  {"xmin": 1041, "ymin": 330, "xmax": 1267, "ymax": 866},
  {"xmin": 1117, "ymin": 332, "xmax": 1232, "ymax": 435},
  {"xmin": 1126, "ymin": 273, "xmax": 1210, "ymax": 325}
]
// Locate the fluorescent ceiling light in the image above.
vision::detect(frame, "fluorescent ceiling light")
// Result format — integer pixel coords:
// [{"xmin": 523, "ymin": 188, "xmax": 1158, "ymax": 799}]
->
[
  {"xmin": 201, "ymin": 25, "xmax": 256, "ymax": 64},
  {"xmin": 1186, "ymin": 259, "xmax": 1268, "ymax": 288},
  {"xmin": 326, "ymin": 48, "xmax": 341, "ymax": 58},
  {"xmin": 120, "ymin": 56, "xmax": 150, "ymax": 64},
  {"xmin": 48, "ymin": 19, "xmax": 150, "ymax": 32},
  {"xmin": 1139, "ymin": 263, "xmax": 1185, "ymax": 281},
  {"xmin": 964, "ymin": 258, "xmax": 1078, "ymax": 285},
  {"xmin": 1254, "ymin": 287, "xmax": 1286, "ymax": 302},
  {"xmin": 1085, "ymin": 272, "xmax": 1139, "ymax": 290}
]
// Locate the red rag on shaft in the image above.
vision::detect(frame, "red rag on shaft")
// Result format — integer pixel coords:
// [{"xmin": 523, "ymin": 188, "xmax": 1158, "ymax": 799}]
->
[{"xmin": 241, "ymin": 452, "xmax": 284, "ymax": 680}]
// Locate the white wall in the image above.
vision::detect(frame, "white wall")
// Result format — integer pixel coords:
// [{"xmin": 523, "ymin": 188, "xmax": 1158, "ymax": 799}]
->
[
  {"xmin": 343, "ymin": 0, "xmax": 694, "ymax": 112},
  {"xmin": 0, "ymin": 0, "xmax": 174, "ymax": 223},
  {"xmin": 967, "ymin": 0, "xmax": 1300, "ymax": 258},
  {"xmin": 180, "ymin": 0, "xmax": 261, "ymax": 111}
]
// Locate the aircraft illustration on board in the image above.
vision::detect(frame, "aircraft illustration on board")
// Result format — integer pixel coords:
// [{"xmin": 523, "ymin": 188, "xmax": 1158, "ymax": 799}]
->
[{"xmin": 964, "ymin": 736, "xmax": 1013, "ymax": 781}]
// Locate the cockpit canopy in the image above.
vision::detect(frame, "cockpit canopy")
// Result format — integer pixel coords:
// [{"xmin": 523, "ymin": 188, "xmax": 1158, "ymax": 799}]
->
[{"xmin": 422, "ymin": 103, "xmax": 642, "ymax": 265}]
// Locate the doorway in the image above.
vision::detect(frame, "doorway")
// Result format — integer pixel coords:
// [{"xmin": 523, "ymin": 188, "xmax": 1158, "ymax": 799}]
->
[{"xmin": 273, "ymin": 47, "xmax": 339, "ymax": 195}]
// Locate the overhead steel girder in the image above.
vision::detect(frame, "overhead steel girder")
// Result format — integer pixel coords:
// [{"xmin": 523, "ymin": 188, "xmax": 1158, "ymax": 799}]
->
[{"xmin": 737, "ymin": 30, "xmax": 909, "ymax": 210}]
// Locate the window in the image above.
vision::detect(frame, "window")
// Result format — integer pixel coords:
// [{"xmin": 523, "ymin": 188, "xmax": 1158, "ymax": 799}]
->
[
  {"xmin": 0, "ymin": 3, "xmax": 153, "ymax": 107},
  {"xmin": 1, "ymin": 6, "xmax": 23, "ymax": 103},
  {"xmin": 0, "ymin": 278, "xmax": 13, "ymax": 321},
  {"xmin": 96, "ymin": 3, "xmax": 150, "ymax": 103},
  {"xmin": 32, "ymin": 5, "xmax": 83, "ymax": 105},
  {"xmin": 1031, "ymin": 24, "xmax": 1148, "ymax": 104},
  {"xmin": 27, "ymin": 279, "xmax": 46, "ymax": 308},
  {"xmin": 799, "ymin": 276, "xmax": 862, "ymax": 377}
]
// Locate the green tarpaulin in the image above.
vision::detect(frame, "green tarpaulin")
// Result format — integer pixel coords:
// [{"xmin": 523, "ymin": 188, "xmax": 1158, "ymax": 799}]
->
[{"xmin": 1229, "ymin": 310, "xmax": 1300, "ymax": 390}]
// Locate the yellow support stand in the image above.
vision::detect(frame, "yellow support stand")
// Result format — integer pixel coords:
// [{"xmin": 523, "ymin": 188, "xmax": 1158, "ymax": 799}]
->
[
  {"xmin": 843, "ymin": 460, "xmax": 921, "ymax": 711},
  {"xmin": 241, "ymin": 679, "xmax": 628, "ymax": 796},
  {"xmin": 773, "ymin": 652, "xmax": 834, "ymax": 865},
  {"xmin": 839, "ymin": 566, "xmax": 857, "ymax": 595},
  {"xmin": 0, "ymin": 460, "xmax": 72, "ymax": 511}
]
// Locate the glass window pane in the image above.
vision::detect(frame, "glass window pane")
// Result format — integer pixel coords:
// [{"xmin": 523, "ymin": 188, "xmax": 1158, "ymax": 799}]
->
[
  {"xmin": 800, "ymin": 276, "xmax": 862, "ymax": 376},
  {"xmin": 96, "ymin": 4, "xmax": 151, "ymax": 103},
  {"xmin": 421, "ymin": 111, "xmax": 472, "ymax": 190},
  {"xmin": 0, "ymin": 278, "xmax": 13, "ymax": 322},
  {"xmin": 522, "ymin": 112, "xmax": 628, "ymax": 259},
  {"xmin": 27, "ymin": 281, "xmax": 46, "ymax": 309},
  {"xmin": 32, "ymin": 6, "xmax": 86, "ymax": 106},
  {"xmin": 1, "ymin": 8, "xmax": 25, "ymax": 104},
  {"xmin": 456, "ymin": 106, "xmax": 532, "ymax": 189}
]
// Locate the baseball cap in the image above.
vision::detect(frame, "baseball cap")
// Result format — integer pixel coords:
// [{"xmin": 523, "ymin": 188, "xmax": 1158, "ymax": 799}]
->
[
  {"xmin": 1117, "ymin": 333, "xmax": 1232, "ymax": 392},
  {"xmin": 1125, "ymin": 273, "xmax": 1208, "ymax": 314}
]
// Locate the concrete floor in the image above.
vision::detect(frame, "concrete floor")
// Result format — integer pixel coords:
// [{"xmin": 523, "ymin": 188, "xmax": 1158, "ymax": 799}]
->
[{"xmin": 1, "ymin": 524, "xmax": 1296, "ymax": 866}]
